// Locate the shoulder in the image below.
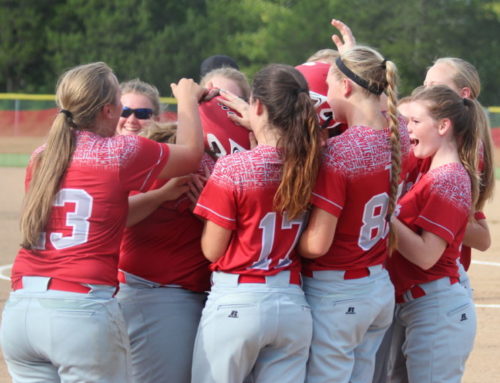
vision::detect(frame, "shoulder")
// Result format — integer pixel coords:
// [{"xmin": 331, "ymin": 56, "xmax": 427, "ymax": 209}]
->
[{"xmin": 427, "ymin": 163, "xmax": 471, "ymax": 210}]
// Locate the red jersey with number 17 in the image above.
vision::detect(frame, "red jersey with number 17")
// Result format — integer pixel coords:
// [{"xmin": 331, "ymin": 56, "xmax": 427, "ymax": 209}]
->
[
  {"xmin": 12, "ymin": 131, "xmax": 169, "ymax": 288},
  {"xmin": 194, "ymin": 145, "xmax": 303, "ymax": 276},
  {"xmin": 303, "ymin": 121, "xmax": 410, "ymax": 273}
]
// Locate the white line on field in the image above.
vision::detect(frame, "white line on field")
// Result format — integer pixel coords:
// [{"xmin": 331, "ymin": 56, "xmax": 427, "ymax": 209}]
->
[
  {"xmin": 472, "ymin": 260, "xmax": 500, "ymax": 267},
  {"xmin": 0, "ymin": 264, "xmax": 12, "ymax": 281},
  {"xmin": 476, "ymin": 304, "xmax": 500, "ymax": 308}
]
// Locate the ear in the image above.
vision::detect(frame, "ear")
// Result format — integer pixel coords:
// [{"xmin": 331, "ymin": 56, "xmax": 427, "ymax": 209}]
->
[
  {"xmin": 460, "ymin": 87, "xmax": 471, "ymax": 99},
  {"xmin": 437, "ymin": 118, "xmax": 452, "ymax": 136},
  {"xmin": 101, "ymin": 104, "xmax": 115, "ymax": 120},
  {"xmin": 342, "ymin": 78, "xmax": 352, "ymax": 97},
  {"xmin": 254, "ymin": 98, "xmax": 265, "ymax": 116}
]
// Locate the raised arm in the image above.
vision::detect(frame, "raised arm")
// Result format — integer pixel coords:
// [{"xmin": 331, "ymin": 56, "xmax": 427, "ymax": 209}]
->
[{"xmin": 158, "ymin": 78, "xmax": 205, "ymax": 179}]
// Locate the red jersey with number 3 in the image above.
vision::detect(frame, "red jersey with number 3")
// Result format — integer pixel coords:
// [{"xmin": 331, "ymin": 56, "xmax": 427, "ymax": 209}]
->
[
  {"xmin": 119, "ymin": 153, "xmax": 215, "ymax": 292},
  {"xmin": 303, "ymin": 122, "xmax": 410, "ymax": 272},
  {"xmin": 12, "ymin": 131, "xmax": 169, "ymax": 287},
  {"xmin": 387, "ymin": 163, "xmax": 471, "ymax": 295},
  {"xmin": 194, "ymin": 145, "xmax": 303, "ymax": 276}
]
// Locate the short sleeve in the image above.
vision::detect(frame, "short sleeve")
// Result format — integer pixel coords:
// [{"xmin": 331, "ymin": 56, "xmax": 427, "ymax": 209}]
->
[
  {"xmin": 119, "ymin": 136, "xmax": 169, "ymax": 192},
  {"xmin": 194, "ymin": 158, "xmax": 237, "ymax": 230},
  {"xmin": 311, "ymin": 153, "xmax": 346, "ymax": 217},
  {"xmin": 414, "ymin": 179, "xmax": 469, "ymax": 244}
]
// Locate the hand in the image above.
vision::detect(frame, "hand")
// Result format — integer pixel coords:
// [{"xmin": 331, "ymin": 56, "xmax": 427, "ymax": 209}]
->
[
  {"xmin": 218, "ymin": 89, "xmax": 252, "ymax": 130},
  {"xmin": 170, "ymin": 78, "xmax": 204, "ymax": 102},
  {"xmin": 158, "ymin": 175, "xmax": 190, "ymax": 202},
  {"xmin": 187, "ymin": 173, "xmax": 208, "ymax": 205},
  {"xmin": 331, "ymin": 19, "xmax": 356, "ymax": 54}
]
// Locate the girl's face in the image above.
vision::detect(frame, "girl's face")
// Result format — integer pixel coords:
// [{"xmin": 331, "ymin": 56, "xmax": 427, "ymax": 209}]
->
[
  {"xmin": 326, "ymin": 70, "xmax": 345, "ymax": 123},
  {"xmin": 116, "ymin": 92, "xmax": 155, "ymax": 136},
  {"xmin": 406, "ymin": 100, "xmax": 441, "ymax": 159},
  {"xmin": 424, "ymin": 63, "xmax": 460, "ymax": 94}
]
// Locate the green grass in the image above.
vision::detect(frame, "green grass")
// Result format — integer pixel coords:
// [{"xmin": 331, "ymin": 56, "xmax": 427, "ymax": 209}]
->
[{"xmin": 0, "ymin": 153, "xmax": 30, "ymax": 167}]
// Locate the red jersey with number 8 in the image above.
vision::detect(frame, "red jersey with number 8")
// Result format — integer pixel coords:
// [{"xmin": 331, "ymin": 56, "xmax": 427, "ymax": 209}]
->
[
  {"xmin": 303, "ymin": 122, "xmax": 410, "ymax": 272},
  {"xmin": 11, "ymin": 131, "xmax": 169, "ymax": 287},
  {"xmin": 194, "ymin": 145, "xmax": 303, "ymax": 276}
]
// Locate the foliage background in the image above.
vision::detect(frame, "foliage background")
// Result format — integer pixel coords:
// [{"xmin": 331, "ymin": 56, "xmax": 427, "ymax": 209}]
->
[{"xmin": 0, "ymin": 0, "xmax": 499, "ymax": 105}]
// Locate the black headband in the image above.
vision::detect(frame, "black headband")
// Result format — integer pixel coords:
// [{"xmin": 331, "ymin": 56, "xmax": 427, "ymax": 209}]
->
[{"xmin": 335, "ymin": 57, "xmax": 385, "ymax": 96}]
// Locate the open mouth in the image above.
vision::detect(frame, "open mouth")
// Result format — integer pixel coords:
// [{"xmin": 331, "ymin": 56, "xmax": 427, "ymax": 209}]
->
[{"xmin": 410, "ymin": 137, "xmax": 419, "ymax": 147}]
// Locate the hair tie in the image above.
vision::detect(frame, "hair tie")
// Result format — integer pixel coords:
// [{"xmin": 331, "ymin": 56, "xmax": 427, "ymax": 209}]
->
[
  {"xmin": 381, "ymin": 59, "xmax": 388, "ymax": 69},
  {"xmin": 463, "ymin": 98, "xmax": 468, "ymax": 106},
  {"xmin": 296, "ymin": 88, "xmax": 308, "ymax": 95},
  {"xmin": 335, "ymin": 57, "xmax": 385, "ymax": 96},
  {"xmin": 60, "ymin": 109, "xmax": 73, "ymax": 119}
]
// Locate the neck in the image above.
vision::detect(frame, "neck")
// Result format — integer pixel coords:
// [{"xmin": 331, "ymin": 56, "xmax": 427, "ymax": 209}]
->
[
  {"xmin": 345, "ymin": 96, "xmax": 387, "ymax": 130},
  {"xmin": 254, "ymin": 124, "xmax": 281, "ymax": 147},
  {"xmin": 429, "ymin": 140, "xmax": 460, "ymax": 170}
]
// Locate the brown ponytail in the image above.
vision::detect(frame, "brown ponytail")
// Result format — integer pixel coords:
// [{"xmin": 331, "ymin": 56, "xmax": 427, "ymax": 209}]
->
[{"xmin": 251, "ymin": 64, "xmax": 322, "ymax": 219}]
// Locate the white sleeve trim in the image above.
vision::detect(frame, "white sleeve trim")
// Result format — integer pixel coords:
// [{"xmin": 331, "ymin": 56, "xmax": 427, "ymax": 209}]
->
[
  {"xmin": 312, "ymin": 192, "xmax": 343, "ymax": 211},
  {"xmin": 418, "ymin": 215, "xmax": 455, "ymax": 239},
  {"xmin": 196, "ymin": 203, "xmax": 236, "ymax": 222},
  {"xmin": 139, "ymin": 144, "xmax": 165, "ymax": 191}
]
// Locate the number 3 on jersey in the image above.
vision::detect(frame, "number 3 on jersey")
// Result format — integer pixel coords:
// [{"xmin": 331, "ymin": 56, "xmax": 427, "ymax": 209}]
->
[
  {"xmin": 36, "ymin": 188, "xmax": 93, "ymax": 250},
  {"xmin": 249, "ymin": 212, "xmax": 305, "ymax": 270}
]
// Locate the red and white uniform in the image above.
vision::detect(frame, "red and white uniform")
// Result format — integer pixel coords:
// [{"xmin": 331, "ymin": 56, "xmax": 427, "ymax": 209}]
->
[
  {"xmin": 194, "ymin": 145, "xmax": 303, "ymax": 277},
  {"xmin": 303, "ymin": 122, "xmax": 411, "ymax": 274},
  {"xmin": 199, "ymin": 96, "xmax": 251, "ymax": 158},
  {"xmin": 387, "ymin": 163, "xmax": 472, "ymax": 296},
  {"xmin": 118, "ymin": 154, "xmax": 215, "ymax": 292},
  {"xmin": 192, "ymin": 145, "xmax": 312, "ymax": 383},
  {"xmin": 12, "ymin": 131, "xmax": 169, "ymax": 288}
]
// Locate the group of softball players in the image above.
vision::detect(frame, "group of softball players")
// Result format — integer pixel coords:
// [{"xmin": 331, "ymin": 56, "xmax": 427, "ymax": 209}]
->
[{"xmin": 0, "ymin": 18, "xmax": 494, "ymax": 383}]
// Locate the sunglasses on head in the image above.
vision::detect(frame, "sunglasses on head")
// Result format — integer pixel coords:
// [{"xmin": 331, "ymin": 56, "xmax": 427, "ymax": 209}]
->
[{"xmin": 121, "ymin": 107, "xmax": 154, "ymax": 120}]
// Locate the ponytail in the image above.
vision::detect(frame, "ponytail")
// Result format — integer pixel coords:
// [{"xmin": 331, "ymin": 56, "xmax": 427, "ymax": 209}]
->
[
  {"xmin": 20, "ymin": 114, "xmax": 76, "ymax": 249},
  {"xmin": 251, "ymin": 64, "xmax": 322, "ymax": 219},
  {"xmin": 460, "ymin": 98, "xmax": 480, "ymax": 210},
  {"xmin": 274, "ymin": 90, "xmax": 322, "ymax": 219}
]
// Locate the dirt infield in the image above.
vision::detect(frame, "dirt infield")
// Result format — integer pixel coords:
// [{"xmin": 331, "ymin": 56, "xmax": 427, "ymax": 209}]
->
[{"xmin": 0, "ymin": 140, "xmax": 498, "ymax": 382}]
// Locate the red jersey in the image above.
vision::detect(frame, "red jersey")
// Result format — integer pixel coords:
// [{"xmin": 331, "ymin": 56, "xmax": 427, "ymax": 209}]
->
[
  {"xmin": 194, "ymin": 145, "xmax": 303, "ymax": 276},
  {"xmin": 199, "ymin": 96, "xmax": 251, "ymax": 158},
  {"xmin": 386, "ymin": 163, "xmax": 472, "ymax": 295},
  {"xmin": 12, "ymin": 131, "xmax": 169, "ymax": 287},
  {"xmin": 405, "ymin": 142, "xmax": 485, "ymax": 271},
  {"xmin": 119, "ymin": 154, "xmax": 215, "ymax": 292},
  {"xmin": 303, "ymin": 121, "xmax": 411, "ymax": 272}
]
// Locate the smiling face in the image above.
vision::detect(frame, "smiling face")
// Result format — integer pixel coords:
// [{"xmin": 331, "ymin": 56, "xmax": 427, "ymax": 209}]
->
[
  {"xmin": 116, "ymin": 92, "xmax": 155, "ymax": 136},
  {"xmin": 406, "ymin": 100, "xmax": 442, "ymax": 159}
]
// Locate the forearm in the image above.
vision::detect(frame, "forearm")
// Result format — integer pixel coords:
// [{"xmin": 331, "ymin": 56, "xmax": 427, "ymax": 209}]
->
[
  {"xmin": 462, "ymin": 218, "xmax": 490, "ymax": 251},
  {"xmin": 126, "ymin": 190, "xmax": 164, "ymax": 227},
  {"xmin": 392, "ymin": 218, "xmax": 445, "ymax": 270},
  {"xmin": 176, "ymin": 97, "xmax": 204, "ymax": 155}
]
